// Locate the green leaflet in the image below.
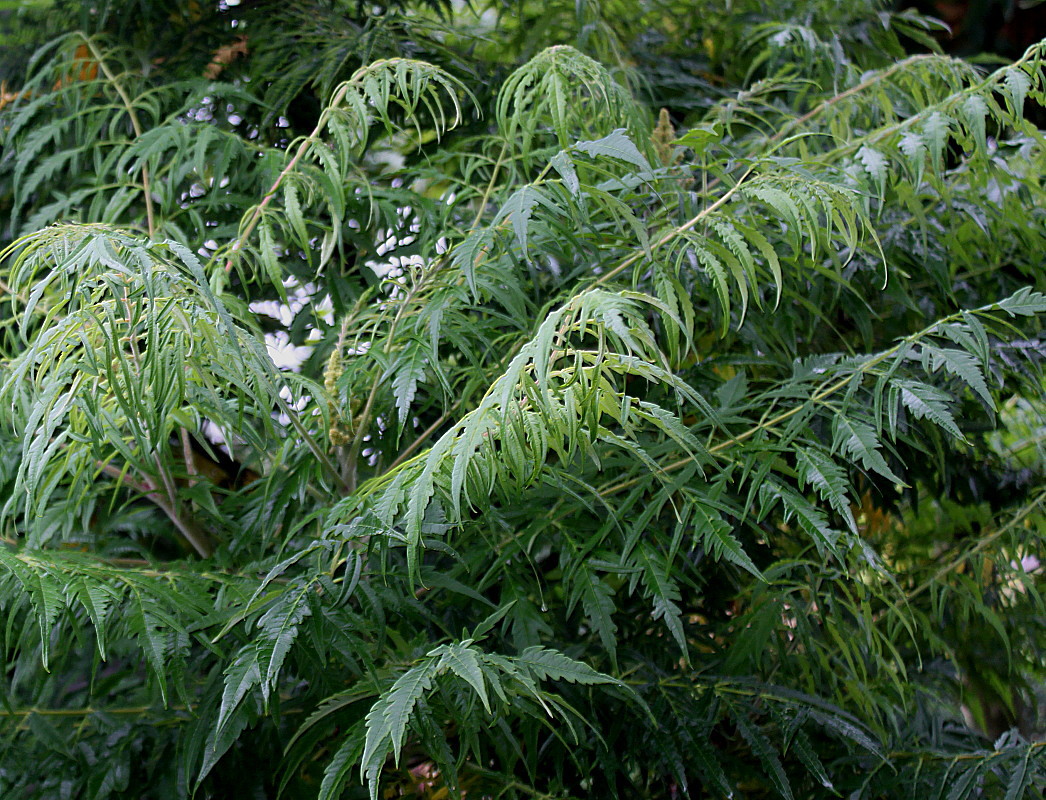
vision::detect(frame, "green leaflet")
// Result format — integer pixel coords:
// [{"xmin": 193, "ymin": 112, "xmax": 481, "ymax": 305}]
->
[
  {"xmin": 832, "ymin": 416, "xmax": 907, "ymax": 486},
  {"xmin": 692, "ymin": 498, "xmax": 764, "ymax": 579},
  {"xmin": 730, "ymin": 704, "xmax": 795, "ymax": 800},
  {"xmin": 360, "ymin": 658, "xmax": 437, "ymax": 795},
  {"xmin": 216, "ymin": 647, "xmax": 261, "ymax": 735},
  {"xmin": 795, "ymin": 447, "xmax": 858, "ymax": 535},
  {"xmin": 573, "ymin": 564, "xmax": 619, "ymax": 664},
  {"xmin": 893, "ymin": 379, "xmax": 965, "ymax": 441},
  {"xmin": 433, "ymin": 642, "xmax": 490, "ymax": 711},
  {"xmin": 918, "ymin": 344, "xmax": 995, "ymax": 410},
  {"xmin": 388, "ymin": 338, "xmax": 430, "ymax": 426},
  {"xmin": 255, "ymin": 579, "xmax": 313, "ymax": 703},
  {"xmin": 761, "ymin": 479, "xmax": 842, "ymax": 561},
  {"xmin": 512, "ymin": 645, "xmax": 626, "ymax": 687},
  {"xmin": 1004, "ymin": 746, "xmax": 1033, "ymax": 800},
  {"xmin": 494, "ymin": 184, "xmax": 565, "ymax": 265},
  {"xmin": 70, "ymin": 576, "xmax": 117, "ymax": 660},
  {"xmin": 633, "ymin": 543, "xmax": 687, "ymax": 655},
  {"xmin": 572, "ymin": 128, "xmax": 652, "ymax": 172}
]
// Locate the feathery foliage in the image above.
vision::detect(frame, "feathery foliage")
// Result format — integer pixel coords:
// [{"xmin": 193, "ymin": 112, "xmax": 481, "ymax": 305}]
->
[{"xmin": 0, "ymin": 1, "xmax": 1044, "ymax": 798}]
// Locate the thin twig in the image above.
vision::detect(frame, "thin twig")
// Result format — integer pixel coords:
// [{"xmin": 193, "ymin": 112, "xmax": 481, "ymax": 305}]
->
[
  {"xmin": 97, "ymin": 461, "xmax": 213, "ymax": 558},
  {"xmin": 885, "ymin": 738, "xmax": 1046, "ymax": 764},
  {"xmin": 81, "ymin": 36, "xmax": 155, "ymax": 237},
  {"xmin": 899, "ymin": 488, "xmax": 1046, "ymax": 608},
  {"xmin": 344, "ymin": 273, "xmax": 433, "ymax": 491},
  {"xmin": 590, "ymin": 163, "xmax": 757, "ymax": 289},
  {"xmin": 593, "ymin": 294, "xmax": 1003, "ymax": 500},
  {"xmin": 117, "ymin": 288, "xmax": 213, "ymax": 557},
  {"xmin": 594, "ymin": 356, "xmax": 887, "ymax": 499},
  {"xmin": 223, "ymin": 83, "xmax": 350, "ymax": 272},
  {"xmin": 765, "ymin": 54, "xmax": 939, "ymax": 149},
  {"xmin": 366, "ymin": 146, "xmax": 516, "ymax": 478},
  {"xmin": 0, "ymin": 705, "xmax": 182, "ymax": 718},
  {"xmin": 388, "ymin": 404, "xmax": 460, "ymax": 471},
  {"xmin": 344, "ymin": 369, "xmax": 383, "ymax": 495},
  {"xmin": 180, "ymin": 427, "xmax": 198, "ymax": 488},
  {"xmin": 469, "ymin": 142, "xmax": 509, "ymax": 231}
]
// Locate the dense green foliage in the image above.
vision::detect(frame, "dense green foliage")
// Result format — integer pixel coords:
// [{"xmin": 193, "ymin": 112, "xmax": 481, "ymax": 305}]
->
[{"xmin": 0, "ymin": 1, "xmax": 1044, "ymax": 797}]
